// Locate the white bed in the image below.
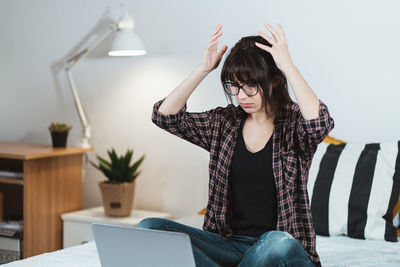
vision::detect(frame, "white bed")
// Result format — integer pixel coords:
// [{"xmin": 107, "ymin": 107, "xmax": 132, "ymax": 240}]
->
[{"xmin": 4, "ymin": 215, "xmax": 400, "ymax": 267}]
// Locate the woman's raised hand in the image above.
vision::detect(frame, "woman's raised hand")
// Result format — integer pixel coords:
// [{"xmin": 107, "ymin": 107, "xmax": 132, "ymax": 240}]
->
[
  {"xmin": 198, "ymin": 24, "xmax": 228, "ymax": 74},
  {"xmin": 255, "ymin": 23, "xmax": 295, "ymax": 73}
]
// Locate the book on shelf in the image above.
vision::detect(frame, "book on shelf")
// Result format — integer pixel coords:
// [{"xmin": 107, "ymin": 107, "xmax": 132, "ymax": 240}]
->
[
  {"xmin": 0, "ymin": 171, "xmax": 23, "ymax": 179},
  {"xmin": 0, "ymin": 221, "xmax": 23, "ymax": 239},
  {"xmin": 0, "ymin": 221, "xmax": 23, "ymax": 264}
]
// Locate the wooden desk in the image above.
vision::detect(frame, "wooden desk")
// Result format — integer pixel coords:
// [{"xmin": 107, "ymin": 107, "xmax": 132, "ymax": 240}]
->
[{"xmin": 0, "ymin": 141, "xmax": 93, "ymax": 258}]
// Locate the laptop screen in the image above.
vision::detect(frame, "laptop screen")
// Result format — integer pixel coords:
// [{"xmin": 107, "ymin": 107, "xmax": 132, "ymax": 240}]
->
[{"xmin": 92, "ymin": 223, "xmax": 196, "ymax": 267}]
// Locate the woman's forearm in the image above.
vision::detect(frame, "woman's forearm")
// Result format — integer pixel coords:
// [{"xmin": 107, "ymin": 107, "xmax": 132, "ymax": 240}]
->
[
  {"xmin": 284, "ymin": 64, "xmax": 320, "ymax": 120},
  {"xmin": 158, "ymin": 66, "xmax": 209, "ymax": 115}
]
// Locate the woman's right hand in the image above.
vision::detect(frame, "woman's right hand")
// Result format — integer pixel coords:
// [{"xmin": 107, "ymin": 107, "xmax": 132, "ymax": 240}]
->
[{"xmin": 198, "ymin": 24, "xmax": 228, "ymax": 74}]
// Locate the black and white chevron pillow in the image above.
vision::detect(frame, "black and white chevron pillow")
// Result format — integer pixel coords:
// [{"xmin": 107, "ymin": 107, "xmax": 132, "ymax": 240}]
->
[{"xmin": 308, "ymin": 141, "xmax": 400, "ymax": 242}]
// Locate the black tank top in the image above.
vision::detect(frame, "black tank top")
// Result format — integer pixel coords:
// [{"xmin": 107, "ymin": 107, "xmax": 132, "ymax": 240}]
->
[{"xmin": 228, "ymin": 116, "xmax": 278, "ymax": 238}]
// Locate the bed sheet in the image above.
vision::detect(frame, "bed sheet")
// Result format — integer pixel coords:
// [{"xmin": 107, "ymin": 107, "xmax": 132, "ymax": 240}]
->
[
  {"xmin": 3, "ymin": 241, "xmax": 100, "ymax": 267},
  {"xmin": 4, "ymin": 215, "xmax": 400, "ymax": 266},
  {"xmin": 317, "ymin": 235, "xmax": 400, "ymax": 266}
]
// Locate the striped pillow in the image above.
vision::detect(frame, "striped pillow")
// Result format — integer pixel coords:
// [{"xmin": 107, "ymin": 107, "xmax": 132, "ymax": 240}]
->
[{"xmin": 308, "ymin": 141, "xmax": 400, "ymax": 242}]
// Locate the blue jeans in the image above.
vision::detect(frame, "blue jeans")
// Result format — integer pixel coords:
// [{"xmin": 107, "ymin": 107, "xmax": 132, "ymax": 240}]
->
[{"xmin": 138, "ymin": 218, "xmax": 315, "ymax": 267}]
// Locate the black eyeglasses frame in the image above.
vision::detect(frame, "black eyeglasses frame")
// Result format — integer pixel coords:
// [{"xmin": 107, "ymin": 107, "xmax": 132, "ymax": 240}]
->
[{"xmin": 222, "ymin": 81, "xmax": 260, "ymax": 97}]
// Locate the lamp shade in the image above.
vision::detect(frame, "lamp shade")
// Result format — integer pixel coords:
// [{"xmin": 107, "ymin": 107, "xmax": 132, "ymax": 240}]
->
[{"xmin": 108, "ymin": 28, "xmax": 146, "ymax": 56}]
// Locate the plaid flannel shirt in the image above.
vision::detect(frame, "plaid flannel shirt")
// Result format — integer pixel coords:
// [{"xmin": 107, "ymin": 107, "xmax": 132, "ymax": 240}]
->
[{"xmin": 152, "ymin": 98, "xmax": 334, "ymax": 265}]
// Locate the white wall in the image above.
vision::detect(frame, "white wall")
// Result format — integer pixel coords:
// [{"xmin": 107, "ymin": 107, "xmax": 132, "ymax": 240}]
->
[{"xmin": 1, "ymin": 0, "xmax": 399, "ymax": 218}]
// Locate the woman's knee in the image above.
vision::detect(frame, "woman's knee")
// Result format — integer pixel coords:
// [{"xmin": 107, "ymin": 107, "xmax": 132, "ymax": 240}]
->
[
  {"xmin": 258, "ymin": 231, "xmax": 306, "ymax": 261},
  {"xmin": 137, "ymin": 217, "xmax": 172, "ymax": 230},
  {"xmin": 259, "ymin": 230, "xmax": 295, "ymax": 243}
]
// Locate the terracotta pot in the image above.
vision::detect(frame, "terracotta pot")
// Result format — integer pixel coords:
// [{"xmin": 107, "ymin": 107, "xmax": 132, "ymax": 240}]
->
[
  {"xmin": 98, "ymin": 180, "xmax": 135, "ymax": 217},
  {"xmin": 50, "ymin": 131, "xmax": 69, "ymax": 148}
]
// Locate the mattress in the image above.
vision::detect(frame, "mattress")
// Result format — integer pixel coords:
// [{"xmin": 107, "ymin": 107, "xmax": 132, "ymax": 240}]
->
[{"xmin": 3, "ymin": 215, "xmax": 400, "ymax": 266}]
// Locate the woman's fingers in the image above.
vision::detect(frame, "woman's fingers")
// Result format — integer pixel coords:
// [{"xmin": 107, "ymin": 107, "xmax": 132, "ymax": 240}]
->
[
  {"xmin": 207, "ymin": 39, "xmax": 219, "ymax": 50},
  {"xmin": 212, "ymin": 24, "xmax": 222, "ymax": 37},
  {"xmin": 209, "ymin": 31, "xmax": 223, "ymax": 44},
  {"xmin": 207, "ymin": 24, "xmax": 223, "ymax": 48},
  {"xmin": 258, "ymin": 31, "xmax": 275, "ymax": 44},
  {"xmin": 218, "ymin": 45, "xmax": 228, "ymax": 57},
  {"xmin": 213, "ymin": 24, "xmax": 222, "ymax": 33},
  {"xmin": 264, "ymin": 23, "xmax": 280, "ymax": 42},
  {"xmin": 277, "ymin": 23, "xmax": 287, "ymax": 42},
  {"xmin": 199, "ymin": 24, "xmax": 225, "ymax": 72},
  {"xmin": 255, "ymin": 42, "xmax": 272, "ymax": 53}
]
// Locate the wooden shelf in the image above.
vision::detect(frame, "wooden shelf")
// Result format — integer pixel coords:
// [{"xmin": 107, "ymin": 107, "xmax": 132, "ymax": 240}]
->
[
  {"xmin": 0, "ymin": 141, "xmax": 93, "ymax": 259},
  {"xmin": 0, "ymin": 177, "xmax": 23, "ymax": 185}
]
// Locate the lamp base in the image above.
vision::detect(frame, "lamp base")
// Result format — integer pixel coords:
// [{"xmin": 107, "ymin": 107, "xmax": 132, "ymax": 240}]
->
[{"xmin": 78, "ymin": 137, "xmax": 91, "ymax": 148}]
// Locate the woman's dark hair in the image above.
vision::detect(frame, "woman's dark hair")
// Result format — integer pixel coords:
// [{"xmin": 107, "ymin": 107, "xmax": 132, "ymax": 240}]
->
[{"xmin": 221, "ymin": 35, "xmax": 292, "ymax": 118}]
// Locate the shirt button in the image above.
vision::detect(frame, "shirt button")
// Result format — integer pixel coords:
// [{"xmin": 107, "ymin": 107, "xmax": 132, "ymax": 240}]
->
[{"xmin": 274, "ymin": 147, "xmax": 279, "ymax": 153}]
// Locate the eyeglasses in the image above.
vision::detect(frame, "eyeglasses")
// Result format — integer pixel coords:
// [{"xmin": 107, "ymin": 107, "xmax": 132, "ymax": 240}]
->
[{"xmin": 222, "ymin": 81, "xmax": 259, "ymax": 96}]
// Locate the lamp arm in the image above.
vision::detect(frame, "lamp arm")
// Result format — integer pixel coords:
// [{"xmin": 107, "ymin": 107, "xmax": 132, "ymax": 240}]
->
[
  {"xmin": 65, "ymin": 23, "xmax": 117, "ymax": 69},
  {"xmin": 63, "ymin": 22, "xmax": 117, "ymax": 148},
  {"xmin": 65, "ymin": 68, "xmax": 90, "ymax": 141}
]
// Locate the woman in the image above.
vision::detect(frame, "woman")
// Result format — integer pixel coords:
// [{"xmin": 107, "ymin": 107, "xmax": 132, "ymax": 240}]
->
[{"xmin": 139, "ymin": 23, "xmax": 334, "ymax": 267}]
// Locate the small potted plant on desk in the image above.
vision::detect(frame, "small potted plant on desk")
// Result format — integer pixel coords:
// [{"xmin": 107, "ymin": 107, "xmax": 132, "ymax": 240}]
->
[
  {"xmin": 90, "ymin": 148, "xmax": 145, "ymax": 217},
  {"xmin": 48, "ymin": 122, "xmax": 72, "ymax": 148}
]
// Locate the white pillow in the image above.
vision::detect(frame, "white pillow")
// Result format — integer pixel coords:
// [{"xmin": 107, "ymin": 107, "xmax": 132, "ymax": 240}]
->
[{"xmin": 308, "ymin": 141, "xmax": 400, "ymax": 242}]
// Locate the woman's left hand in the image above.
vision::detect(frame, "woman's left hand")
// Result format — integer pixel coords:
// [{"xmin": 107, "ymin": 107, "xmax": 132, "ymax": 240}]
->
[{"xmin": 255, "ymin": 23, "xmax": 295, "ymax": 73}]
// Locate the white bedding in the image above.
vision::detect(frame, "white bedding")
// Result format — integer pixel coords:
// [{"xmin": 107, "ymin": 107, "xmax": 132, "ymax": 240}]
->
[
  {"xmin": 4, "ymin": 215, "xmax": 400, "ymax": 267},
  {"xmin": 317, "ymin": 235, "xmax": 400, "ymax": 266}
]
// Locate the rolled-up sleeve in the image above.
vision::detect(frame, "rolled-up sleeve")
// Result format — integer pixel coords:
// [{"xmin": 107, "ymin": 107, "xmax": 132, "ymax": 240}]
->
[
  {"xmin": 151, "ymin": 99, "xmax": 219, "ymax": 152},
  {"xmin": 296, "ymin": 100, "xmax": 334, "ymax": 159}
]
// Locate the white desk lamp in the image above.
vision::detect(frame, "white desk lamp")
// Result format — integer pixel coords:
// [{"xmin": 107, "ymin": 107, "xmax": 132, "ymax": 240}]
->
[{"xmin": 63, "ymin": 9, "xmax": 146, "ymax": 148}]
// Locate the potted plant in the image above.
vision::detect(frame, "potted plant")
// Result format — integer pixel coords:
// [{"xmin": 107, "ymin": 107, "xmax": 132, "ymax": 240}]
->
[
  {"xmin": 90, "ymin": 148, "xmax": 145, "ymax": 217},
  {"xmin": 48, "ymin": 122, "xmax": 72, "ymax": 148}
]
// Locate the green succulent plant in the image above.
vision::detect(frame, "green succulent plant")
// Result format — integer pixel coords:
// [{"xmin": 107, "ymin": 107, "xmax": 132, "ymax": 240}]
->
[
  {"xmin": 90, "ymin": 148, "xmax": 145, "ymax": 183},
  {"xmin": 48, "ymin": 122, "xmax": 72, "ymax": 132}
]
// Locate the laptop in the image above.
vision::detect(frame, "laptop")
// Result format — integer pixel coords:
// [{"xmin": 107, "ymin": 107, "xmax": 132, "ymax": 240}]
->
[{"xmin": 92, "ymin": 223, "xmax": 196, "ymax": 267}]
